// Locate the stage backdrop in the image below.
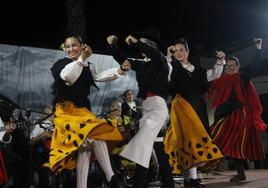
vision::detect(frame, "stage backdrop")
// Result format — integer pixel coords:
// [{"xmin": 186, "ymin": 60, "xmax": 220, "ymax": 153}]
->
[{"xmin": 0, "ymin": 44, "xmax": 138, "ymax": 118}]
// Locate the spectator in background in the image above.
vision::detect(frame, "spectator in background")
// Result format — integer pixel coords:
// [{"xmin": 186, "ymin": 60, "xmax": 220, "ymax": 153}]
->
[{"xmin": 121, "ymin": 89, "xmax": 142, "ymax": 140}]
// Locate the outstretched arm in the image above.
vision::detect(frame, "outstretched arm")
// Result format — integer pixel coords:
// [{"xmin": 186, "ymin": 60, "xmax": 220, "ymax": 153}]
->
[
  {"xmin": 107, "ymin": 35, "xmax": 145, "ymax": 71},
  {"xmin": 242, "ymin": 38, "xmax": 262, "ymax": 78},
  {"xmin": 207, "ymin": 51, "xmax": 225, "ymax": 81},
  {"xmin": 90, "ymin": 63, "xmax": 126, "ymax": 82},
  {"xmin": 125, "ymin": 35, "xmax": 167, "ymax": 67},
  {"xmin": 107, "ymin": 35, "xmax": 129, "ymax": 66},
  {"xmin": 60, "ymin": 43, "xmax": 127, "ymax": 84}
]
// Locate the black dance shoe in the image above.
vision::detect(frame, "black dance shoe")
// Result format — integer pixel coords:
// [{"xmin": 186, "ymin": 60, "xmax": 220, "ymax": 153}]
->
[
  {"xmin": 184, "ymin": 178, "xmax": 205, "ymax": 188},
  {"xmin": 108, "ymin": 175, "xmax": 120, "ymax": 188},
  {"xmin": 229, "ymin": 174, "xmax": 246, "ymax": 182}
]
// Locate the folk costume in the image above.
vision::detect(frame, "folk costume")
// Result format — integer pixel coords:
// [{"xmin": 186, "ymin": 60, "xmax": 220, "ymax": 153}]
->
[
  {"xmin": 48, "ymin": 57, "xmax": 123, "ymax": 188},
  {"xmin": 208, "ymin": 49, "xmax": 266, "ymax": 181},
  {"xmin": 164, "ymin": 56, "xmax": 224, "ymax": 176},
  {"xmin": 109, "ymin": 28, "xmax": 174, "ymax": 187}
]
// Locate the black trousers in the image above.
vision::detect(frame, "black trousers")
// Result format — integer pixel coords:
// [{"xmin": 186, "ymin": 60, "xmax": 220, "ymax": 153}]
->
[
  {"xmin": 154, "ymin": 141, "xmax": 175, "ymax": 188},
  {"xmin": 133, "ymin": 141, "xmax": 174, "ymax": 188},
  {"xmin": 232, "ymin": 158, "xmax": 245, "ymax": 176}
]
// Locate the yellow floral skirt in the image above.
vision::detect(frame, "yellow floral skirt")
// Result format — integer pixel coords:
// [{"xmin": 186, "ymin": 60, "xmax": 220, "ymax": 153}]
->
[
  {"xmin": 48, "ymin": 101, "xmax": 123, "ymax": 172},
  {"xmin": 164, "ymin": 95, "xmax": 223, "ymax": 174}
]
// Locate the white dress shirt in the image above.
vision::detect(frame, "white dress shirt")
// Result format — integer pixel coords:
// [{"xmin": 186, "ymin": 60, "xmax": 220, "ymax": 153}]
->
[
  {"xmin": 206, "ymin": 60, "xmax": 225, "ymax": 81},
  {"xmin": 127, "ymin": 101, "xmax": 137, "ymax": 111}
]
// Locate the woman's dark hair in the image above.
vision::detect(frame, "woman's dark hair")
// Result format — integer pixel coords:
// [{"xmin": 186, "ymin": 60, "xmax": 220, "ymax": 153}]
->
[
  {"xmin": 173, "ymin": 37, "xmax": 189, "ymax": 51},
  {"xmin": 122, "ymin": 89, "xmax": 134, "ymax": 98},
  {"xmin": 60, "ymin": 34, "xmax": 84, "ymax": 50},
  {"xmin": 64, "ymin": 34, "xmax": 84, "ymax": 44},
  {"xmin": 0, "ymin": 103, "xmax": 14, "ymax": 122}
]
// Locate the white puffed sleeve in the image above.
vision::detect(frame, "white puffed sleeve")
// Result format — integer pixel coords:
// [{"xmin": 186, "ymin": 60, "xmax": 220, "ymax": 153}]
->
[
  {"xmin": 60, "ymin": 56, "xmax": 89, "ymax": 86},
  {"xmin": 60, "ymin": 61, "xmax": 83, "ymax": 85},
  {"xmin": 60, "ymin": 55, "xmax": 125, "ymax": 85},
  {"xmin": 207, "ymin": 60, "xmax": 225, "ymax": 82},
  {"xmin": 91, "ymin": 64, "xmax": 123, "ymax": 82}
]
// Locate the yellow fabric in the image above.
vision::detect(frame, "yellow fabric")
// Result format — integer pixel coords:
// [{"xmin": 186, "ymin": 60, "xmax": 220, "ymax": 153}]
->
[
  {"xmin": 164, "ymin": 95, "xmax": 223, "ymax": 174},
  {"xmin": 108, "ymin": 115, "xmax": 136, "ymax": 169},
  {"xmin": 107, "ymin": 115, "xmax": 132, "ymax": 151},
  {"xmin": 48, "ymin": 101, "xmax": 123, "ymax": 172}
]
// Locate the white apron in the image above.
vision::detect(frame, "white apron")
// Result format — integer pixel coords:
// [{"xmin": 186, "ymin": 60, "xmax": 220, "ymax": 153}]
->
[{"xmin": 120, "ymin": 96, "xmax": 168, "ymax": 168}]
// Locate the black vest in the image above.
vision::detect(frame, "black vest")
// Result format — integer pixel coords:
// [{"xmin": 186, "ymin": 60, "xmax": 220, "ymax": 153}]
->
[{"xmin": 51, "ymin": 58, "xmax": 97, "ymax": 109}]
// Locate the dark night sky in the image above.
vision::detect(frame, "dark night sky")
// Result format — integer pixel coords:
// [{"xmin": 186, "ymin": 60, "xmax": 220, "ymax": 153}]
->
[{"xmin": 1, "ymin": 0, "xmax": 268, "ymax": 55}]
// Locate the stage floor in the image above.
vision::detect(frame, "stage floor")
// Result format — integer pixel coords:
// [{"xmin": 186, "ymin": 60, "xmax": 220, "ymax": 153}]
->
[{"xmin": 149, "ymin": 169, "xmax": 268, "ymax": 188}]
